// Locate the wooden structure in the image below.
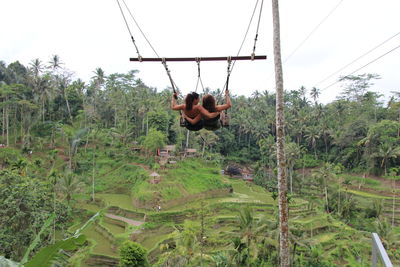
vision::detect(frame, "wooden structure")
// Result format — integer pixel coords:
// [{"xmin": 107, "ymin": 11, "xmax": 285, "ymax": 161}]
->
[
  {"xmin": 158, "ymin": 145, "xmax": 176, "ymax": 158},
  {"xmin": 243, "ymin": 173, "xmax": 254, "ymax": 182},
  {"xmin": 183, "ymin": 148, "xmax": 197, "ymax": 158}
]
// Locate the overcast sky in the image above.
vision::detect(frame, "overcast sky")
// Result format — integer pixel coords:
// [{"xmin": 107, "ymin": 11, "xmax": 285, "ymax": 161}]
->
[{"xmin": 1, "ymin": 0, "xmax": 399, "ymax": 104}]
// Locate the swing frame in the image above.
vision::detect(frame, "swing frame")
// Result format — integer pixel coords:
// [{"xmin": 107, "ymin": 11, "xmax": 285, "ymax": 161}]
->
[{"xmin": 130, "ymin": 55, "xmax": 267, "ymax": 62}]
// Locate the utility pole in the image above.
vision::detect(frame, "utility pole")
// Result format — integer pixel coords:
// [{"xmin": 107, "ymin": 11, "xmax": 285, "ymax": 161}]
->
[{"xmin": 271, "ymin": 0, "xmax": 290, "ymax": 266}]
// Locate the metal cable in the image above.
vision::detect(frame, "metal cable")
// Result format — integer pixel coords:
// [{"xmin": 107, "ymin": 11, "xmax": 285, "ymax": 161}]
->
[
  {"xmin": 321, "ymin": 43, "xmax": 400, "ymax": 91},
  {"xmin": 195, "ymin": 59, "xmax": 205, "ymax": 92},
  {"xmin": 116, "ymin": 0, "xmax": 141, "ymax": 57},
  {"xmin": 314, "ymin": 31, "xmax": 400, "ymax": 87},
  {"xmin": 219, "ymin": 0, "xmax": 262, "ymax": 95},
  {"xmin": 252, "ymin": 0, "xmax": 264, "ymax": 58},
  {"xmin": 283, "ymin": 0, "xmax": 344, "ymax": 64},
  {"xmin": 119, "ymin": 0, "xmax": 182, "ymax": 95},
  {"xmin": 121, "ymin": 0, "xmax": 160, "ymax": 58}
]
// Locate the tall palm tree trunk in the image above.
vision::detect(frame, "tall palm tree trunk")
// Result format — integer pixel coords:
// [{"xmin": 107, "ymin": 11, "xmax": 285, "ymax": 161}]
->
[
  {"xmin": 272, "ymin": 0, "xmax": 290, "ymax": 266},
  {"xmin": 392, "ymin": 179, "xmax": 396, "ymax": 227},
  {"xmin": 6, "ymin": 103, "xmax": 9, "ymax": 146}
]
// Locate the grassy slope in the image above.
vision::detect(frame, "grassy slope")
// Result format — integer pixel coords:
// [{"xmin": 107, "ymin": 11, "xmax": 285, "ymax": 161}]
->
[{"xmin": 4, "ymin": 145, "xmax": 399, "ymax": 266}]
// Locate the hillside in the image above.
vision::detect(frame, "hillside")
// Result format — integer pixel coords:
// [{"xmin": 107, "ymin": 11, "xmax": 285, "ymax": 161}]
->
[{"xmin": 2, "ymin": 143, "xmax": 399, "ymax": 266}]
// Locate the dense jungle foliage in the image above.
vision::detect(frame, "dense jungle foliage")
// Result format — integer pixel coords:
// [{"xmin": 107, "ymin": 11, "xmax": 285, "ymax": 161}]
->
[{"xmin": 0, "ymin": 56, "xmax": 399, "ymax": 266}]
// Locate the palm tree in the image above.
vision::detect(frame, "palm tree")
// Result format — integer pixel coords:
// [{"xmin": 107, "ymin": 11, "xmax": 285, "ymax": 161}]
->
[
  {"xmin": 305, "ymin": 125, "xmax": 320, "ymax": 159},
  {"xmin": 373, "ymin": 144, "xmax": 400, "ymax": 176},
  {"xmin": 314, "ymin": 163, "xmax": 334, "ymax": 213},
  {"xmin": 272, "ymin": 4, "xmax": 290, "ymax": 262},
  {"xmin": 196, "ymin": 130, "xmax": 219, "ymax": 157},
  {"xmin": 237, "ymin": 207, "xmax": 256, "ymax": 266},
  {"xmin": 91, "ymin": 68, "xmax": 106, "ymax": 115},
  {"xmin": 29, "ymin": 59, "xmax": 53, "ymax": 122},
  {"xmin": 285, "ymin": 142, "xmax": 301, "ymax": 194},
  {"xmin": 57, "ymin": 172, "xmax": 84, "ymax": 206},
  {"xmin": 29, "ymin": 58, "xmax": 44, "ymax": 77},
  {"xmin": 11, "ymin": 158, "xmax": 28, "ymax": 176},
  {"xmin": 48, "ymin": 54, "xmax": 63, "ymax": 72},
  {"xmin": 310, "ymin": 87, "xmax": 320, "ymax": 105}
]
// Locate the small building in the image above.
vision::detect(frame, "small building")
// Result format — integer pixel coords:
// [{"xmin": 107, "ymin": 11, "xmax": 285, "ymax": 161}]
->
[
  {"xmin": 243, "ymin": 173, "xmax": 254, "ymax": 182},
  {"xmin": 158, "ymin": 145, "xmax": 176, "ymax": 158},
  {"xmin": 184, "ymin": 148, "xmax": 197, "ymax": 158}
]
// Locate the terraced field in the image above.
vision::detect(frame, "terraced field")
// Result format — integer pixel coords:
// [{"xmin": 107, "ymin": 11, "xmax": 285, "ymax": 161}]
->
[{"xmin": 61, "ymin": 158, "xmax": 400, "ymax": 266}]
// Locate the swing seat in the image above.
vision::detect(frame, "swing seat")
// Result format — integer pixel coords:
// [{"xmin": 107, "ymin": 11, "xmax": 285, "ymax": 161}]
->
[
  {"xmin": 181, "ymin": 117, "xmax": 204, "ymax": 131},
  {"xmin": 203, "ymin": 114, "xmax": 221, "ymax": 131}
]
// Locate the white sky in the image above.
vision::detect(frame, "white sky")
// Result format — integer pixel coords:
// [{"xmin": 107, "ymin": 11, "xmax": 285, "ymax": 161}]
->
[{"xmin": 1, "ymin": 0, "xmax": 399, "ymax": 104}]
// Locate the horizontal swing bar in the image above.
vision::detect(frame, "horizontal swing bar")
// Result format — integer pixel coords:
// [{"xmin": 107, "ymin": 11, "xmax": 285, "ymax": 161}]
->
[{"xmin": 129, "ymin": 55, "xmax": 267, "ymax": 62}]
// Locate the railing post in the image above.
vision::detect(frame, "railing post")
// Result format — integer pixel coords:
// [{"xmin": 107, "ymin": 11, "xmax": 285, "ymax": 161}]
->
[
  {"xmin": 371, "ymin": 232, "xmax": 393, "ymax": 267},
  {"xmin": 372, "ymin": 235, "xmax": 377, "ymax": 267}
]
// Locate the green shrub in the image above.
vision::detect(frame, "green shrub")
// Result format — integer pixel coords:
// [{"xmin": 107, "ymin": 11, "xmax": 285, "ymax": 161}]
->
[
  {"xmin": 119, "ymin": 241, "xmax": 148, "ymax": 267},
  {"xmin": 295, "ymin": 153, "xmax": 321, "ymax": 169}
]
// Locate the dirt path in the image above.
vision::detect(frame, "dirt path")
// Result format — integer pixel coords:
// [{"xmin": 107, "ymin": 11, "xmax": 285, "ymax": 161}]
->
[{"xmin": 105, "ymin": 213, "xmax": 144, "ymax": 226}]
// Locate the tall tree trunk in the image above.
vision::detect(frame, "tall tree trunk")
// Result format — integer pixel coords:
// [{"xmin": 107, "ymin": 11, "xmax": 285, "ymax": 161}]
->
[
  {"xmin": 6, "ymin": 98, "xmax": 9, "ymax": 146},
  {"xmin": 42, "ymin": 97, "xmax": 45, "ymax": 123},
  {"xmin": 64, "ymin": 90, "xmax": 73, "ymax": 124},
  {"xmin": 186, "ymin": 130, "xmax": 190, "ymax": 149},
  {"xmin": 2, "ymin": 102, "xmax": 5, "ymax": 143},
  {"xmin": 392, "ymin": 179, "xmax": 396, "ymax": 228},
  {"xmin": 92, "ymin": 144, "xmax": 96, "ymax": 202},
  {"xmin": 272, "ymin": 0, "xmax": 290, "ymax": 266}
]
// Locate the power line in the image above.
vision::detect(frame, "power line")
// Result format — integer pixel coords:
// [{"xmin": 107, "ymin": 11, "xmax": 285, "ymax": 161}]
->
[
  {"xmin": 321, "ymin": 43, "xmax": 400, "ymax": 91},
  {"xmin": 267, "ymin": 0, "xmax": 344, "ymax": 85},
  {"xmin": 283, "ymin": 0, "xmax": 344, "ymax": 64},
  {"xmin": 314, "ymin": 31, "xmax": 400, "ymax": 87}
]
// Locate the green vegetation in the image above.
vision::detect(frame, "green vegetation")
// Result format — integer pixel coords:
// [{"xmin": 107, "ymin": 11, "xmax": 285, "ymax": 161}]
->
[
  {"xmin": 119, "ymin": 241, "xmax": 149, "ymax": 267},
  {"xmin": 0, "ymin": 58, "xmax": 399, "ymax": 266}
]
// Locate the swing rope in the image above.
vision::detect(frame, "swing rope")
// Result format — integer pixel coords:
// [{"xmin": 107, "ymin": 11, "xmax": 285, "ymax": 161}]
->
[
  {"xmin": 227, "ymin": 0, "xmax": 263, "ymax": 79},
  {"xmin": 195, "ymin": 58, "xmax": 205, "ymax": 93},
  {"xmin": 116, "ymin": 0, "xmax": 265, "ymax": 125},
  {"xmin": 217, "ymin": 0, "xmax": 264, "ymax": 101},
  {"xmin": 117, "ymin": 0, "xmax": 181, "ymax": 95},
  {"xmin": 120, "ymin": 0, "xmax": 161, "ymax": 58},
  {"xmin": 252, "ymin": 0, "xmax": 264, "ymax": 60},
  {"xmin": 115, "ymin": 0, "xmax": 142, "ymax": 60}
]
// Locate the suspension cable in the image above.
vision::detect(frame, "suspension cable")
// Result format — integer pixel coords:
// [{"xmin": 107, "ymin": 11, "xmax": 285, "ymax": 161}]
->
[
  {"xmin": 195, "ymin": 58, "xmax": 205, "ymax": 93},
  {"xmin": 115, "ymin": 0, "xmax": 141, "ymax": 59},
  {"xmin": 321, "ymin": 43, "xmax": 400, "ymax": 92},
  {"xmin": 119, "ymin": 0, "xmax": 184, "ymax": 96},
  {"xmin": 221, "ymin": 0, "xmax": 262, "ymax": 92},
  {"xmin": 121, "ymin": 0, "xmax": 161, "ymax": 58},
  {"xmin": 314, "ymin": 31, "xmax": 400, "ymax": 87},
  {"xmin": 252, "ymin": 0, "xmax": 264, "ymax": 59},
  {"xmin": 283, "ymin": 0, "xmax": 344, "ymax": 64}
]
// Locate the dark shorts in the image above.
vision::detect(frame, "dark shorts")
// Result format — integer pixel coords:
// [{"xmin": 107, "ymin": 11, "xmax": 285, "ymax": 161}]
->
[
  {"xmin": 184, "ymin": 119, "xmax": 204, "ymax": 131},
  {"xmin": 203, "ymin": 114, "xmax": 221, "ymax": 131}
]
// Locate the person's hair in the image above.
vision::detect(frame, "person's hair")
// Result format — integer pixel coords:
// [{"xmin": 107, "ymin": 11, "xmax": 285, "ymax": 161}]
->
[
  {"xmin": 202, "ymin": 94, "xmax": 217, "ymax": 112},
  {"xmin": 185, "ymin": 92, "xmax": 199, "ymax": 111}
]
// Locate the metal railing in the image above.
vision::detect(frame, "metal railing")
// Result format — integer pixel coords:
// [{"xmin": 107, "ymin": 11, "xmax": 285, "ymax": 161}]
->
[{"xmin": 372, "ymin": 232, "xmax": 393, "ymax": 267}]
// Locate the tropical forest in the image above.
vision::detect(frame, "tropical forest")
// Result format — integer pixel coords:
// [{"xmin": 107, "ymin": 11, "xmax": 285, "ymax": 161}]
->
[{"xmin": 0, "ymin": 54, "xmax": 399, "ymax": 267}]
